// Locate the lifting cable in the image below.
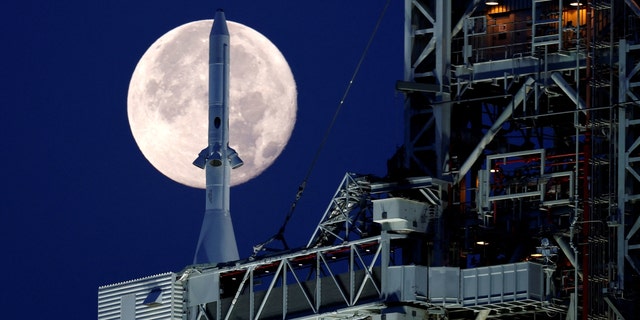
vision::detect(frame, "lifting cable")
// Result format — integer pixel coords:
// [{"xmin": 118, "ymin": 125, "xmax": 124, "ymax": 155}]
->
[{"xmin": 251, "ymin": 0, "xmax": 392, "ymax": 257}]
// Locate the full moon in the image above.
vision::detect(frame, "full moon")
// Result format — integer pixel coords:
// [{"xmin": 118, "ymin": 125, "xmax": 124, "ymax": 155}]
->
[{"xmin": 128, "ymin": 20, "xmax": 297, "ymax": 188}]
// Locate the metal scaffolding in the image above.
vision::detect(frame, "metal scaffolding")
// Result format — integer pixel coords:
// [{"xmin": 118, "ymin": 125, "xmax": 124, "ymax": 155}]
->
[
  {"xmin": 390, "ymin": 0, "xmax": 640, "ymax": 318},
  {"xmin": 100, "ymin": 1, "xmax": 640, "ymax": 319}
]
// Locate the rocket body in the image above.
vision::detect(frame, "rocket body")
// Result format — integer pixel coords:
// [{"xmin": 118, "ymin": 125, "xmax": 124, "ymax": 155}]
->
[{"xmin": 193, "ymin": 10, "xmax": 243, "ymax": 265}]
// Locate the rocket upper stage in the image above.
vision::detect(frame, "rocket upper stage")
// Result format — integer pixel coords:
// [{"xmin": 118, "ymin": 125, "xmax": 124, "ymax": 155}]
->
[
  {"xmin": 193, "ymin": 9, "xmax": 243, "ymax": 170},
  {"xmin": 193, "ymin": 9, "xmax": 242, "ymax": 265},
  {"xmin": 211, "ymin": 9, "xmax": 229, "ymax": 37}
]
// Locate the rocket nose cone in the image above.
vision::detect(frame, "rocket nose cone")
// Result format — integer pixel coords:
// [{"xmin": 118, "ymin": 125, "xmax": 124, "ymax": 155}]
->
[{"xmin": 212, "ymin": 10, "xmax": 229, "ymax": 36}]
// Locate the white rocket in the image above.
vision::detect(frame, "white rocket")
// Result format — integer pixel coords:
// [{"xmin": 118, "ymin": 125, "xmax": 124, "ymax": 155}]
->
[{"xmin": 193, "ymin": 9, "xmax": 243, "ymax": 265}]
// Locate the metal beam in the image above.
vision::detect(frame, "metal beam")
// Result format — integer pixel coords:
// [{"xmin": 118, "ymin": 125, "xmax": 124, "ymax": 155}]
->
[
  {"xmin": 626, "ymin": 0, "xmax": 640, "ymax": 18},
  {"xmin": 453, "ymin": 51, "xmax": 584, "ymax": 82},
  {"xmin": 550, "ymin": 72, "xmax": 586, "ymax": 110},
  {"xmin": 618, "ymin": 39, "xmax": 629, "ymax": 292},
  {"xmin": 455, "ymin": 77, "xmax": 535, "ymax": 184},
  {"xmin": 554, "ymin": 235, "xmax": 583, "ymax": 280}
]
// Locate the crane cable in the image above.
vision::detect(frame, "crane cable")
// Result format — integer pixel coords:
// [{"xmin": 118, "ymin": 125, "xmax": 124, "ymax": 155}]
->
[{"xmin": 251, "ymin": 0, "xmax": 392, "ymax": 257}]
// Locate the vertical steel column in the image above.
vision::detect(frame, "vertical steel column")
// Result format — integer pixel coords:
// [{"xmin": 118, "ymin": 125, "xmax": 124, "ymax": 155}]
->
[
  {"xmin": 380, "ymin": 232, "xmax": 390, "ymax": 300},
  {"xmin": 401, "ymin": 0, "xmax": 452, "ymax": 178},
  {"xmin": 402, "ymin": 0, "xmax": 416, "ymax": 173},
  {"xmin": 580, "ymin": 3, "xmax": 592, "ymax": 318},
  {"xmin": 434, "ymin": 0, "xmax": 451, "ymax": 178},
  {"xmin": 432, "ymin": 0, "xmax": 452, "ymax": 267},
  {"xmin": 618, "ymin": 39, "xmax": 628, "ymax": 293},
  {"xmin": 250, "ymin": 269, "xmax": 255, "ymax": 320}
]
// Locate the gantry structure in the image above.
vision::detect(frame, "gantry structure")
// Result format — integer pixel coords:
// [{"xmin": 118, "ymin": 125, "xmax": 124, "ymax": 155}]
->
[
  {"xmin": 100, "ymin": 1, "xmax": 640, "ymax": 319},
  {"xmin": 391, "ymin": 0, "xmax": 640, "ymax": 318}
]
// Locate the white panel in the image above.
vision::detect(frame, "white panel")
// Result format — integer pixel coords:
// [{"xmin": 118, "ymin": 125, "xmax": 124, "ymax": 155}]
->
[
  {"xmin": 187, "ymin": 271, "xmax": 220, "ymax": 306},
  {"xmin": 428, "ymin": 267, "xmax": 459, "ymax": 305},
  {"xmin": 386, "ymin": 266, "xmax": 405, "ymax": 301},
  {"xmin": 385, "ymin": 265, "xmax": 428, "ymax": 302},
  {"xmin": 121, "ymin": 294, "xmax": 136, "ymax": 320},
  {"xmin": 373, "ymin": 198, "xmax": 431, "ymax": 233},
  {"xmin": 461, "ymin": 262, "xmax": 538, "ymax": 306}
]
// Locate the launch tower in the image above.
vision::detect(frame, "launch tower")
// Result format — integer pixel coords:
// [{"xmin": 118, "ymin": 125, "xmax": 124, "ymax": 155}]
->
[{"xmin": 100, "ymin": 1, "xmax": 640, "ymax": 319}]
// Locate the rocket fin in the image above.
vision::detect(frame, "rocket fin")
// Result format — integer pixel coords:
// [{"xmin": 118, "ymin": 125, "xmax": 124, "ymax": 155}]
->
[
  {"xmin": 193, "ymin": 148, "xmax": 208, "ymax": 169},
  {"xmin": 227, "ymin": 146, "xmax": 243, "ymax": 169}
]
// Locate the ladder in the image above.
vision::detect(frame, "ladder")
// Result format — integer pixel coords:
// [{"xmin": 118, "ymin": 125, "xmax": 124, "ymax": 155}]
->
[{"xmin": 531, "ymin": 0, "xmax": 563, "ymax": 55}]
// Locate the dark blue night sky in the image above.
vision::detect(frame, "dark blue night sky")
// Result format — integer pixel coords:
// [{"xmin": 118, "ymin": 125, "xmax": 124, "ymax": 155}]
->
[{"xmin": 2, "ymin": 1, "xmax": 403, "ymax": 318}]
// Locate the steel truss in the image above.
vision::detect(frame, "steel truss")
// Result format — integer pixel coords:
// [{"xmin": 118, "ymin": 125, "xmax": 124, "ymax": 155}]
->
[
  {"xmin": 306, "ymin": 173, "xmax": 448, "ymax": 250},
  {"xmin": 399, "ymin": 0, "xmax": 639, "ymax": 318},
  {"xmin": 618, "ymin": 38, "xmax": 640, "ymax": 290},
  {"xmin": 186, "ymin": 236, "xmax": 397, "ymax": 320},
  {"xmin": 181, "ymin": 235, "xmax": 563, "ymax": 320}
]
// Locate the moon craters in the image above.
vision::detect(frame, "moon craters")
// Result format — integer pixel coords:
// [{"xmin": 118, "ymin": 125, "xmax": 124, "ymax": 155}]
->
[{"xmin": 128, "ymin": 19, "xmax": 297, "ymax": 188}]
